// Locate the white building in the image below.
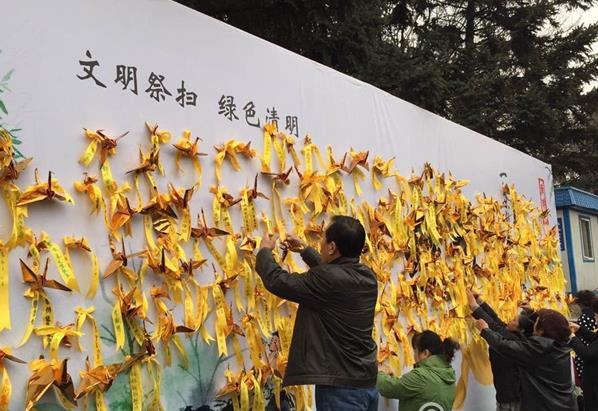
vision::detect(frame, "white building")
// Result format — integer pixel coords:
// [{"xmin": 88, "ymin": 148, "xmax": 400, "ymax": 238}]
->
[{"xmin": 556, "ymin": 186, "xmax": 598, "ymax": 293}]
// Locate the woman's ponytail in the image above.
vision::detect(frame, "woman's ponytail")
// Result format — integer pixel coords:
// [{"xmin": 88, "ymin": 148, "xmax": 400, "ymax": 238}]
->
[
  {"xmin": 440, "ymin": 337, "xmax": 459, "ymax": 363},
  {"xmin": 412, "ymin": 330, "xmax": 460, "ymax": 363}
]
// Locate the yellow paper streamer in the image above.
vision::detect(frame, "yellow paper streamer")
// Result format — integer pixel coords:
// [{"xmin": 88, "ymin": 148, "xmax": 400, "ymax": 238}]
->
[
  {"xmin": 0, "ymin": 367, "xmax": 10, "ymax": 411},
  {"xmin": 130, "ymin": 362, "xmax": 143, "ymax": 411},
  {"xmin": 0, "ymin": 245, "xmax": 9, "ymax": 331},
  {"xmin": 46, "ymin": 241, "xmax": 80, "ymax": 292},
  {"xmin": 213, "ymin": 285, "xmax": 228, "ymax": 356},
  {"xmin": 112, "ymin": 302, "xmax": 125, "ymax": 350}
]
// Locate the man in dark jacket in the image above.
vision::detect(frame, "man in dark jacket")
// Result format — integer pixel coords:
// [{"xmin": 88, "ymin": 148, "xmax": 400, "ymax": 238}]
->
[
  {"xmin": 467, "ymin": 291, "xmax": 532, "ymax": 411},
  {"xmin": 256, "ymin": 215, "xmax": 378, "ymax": 411},
  {"xmin": 475, "ymin": 309, "xmax": 577, "ymax": 411}
]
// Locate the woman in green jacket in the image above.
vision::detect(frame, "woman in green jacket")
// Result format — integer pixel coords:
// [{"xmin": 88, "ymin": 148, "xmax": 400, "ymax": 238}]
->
[{"xmin": 377, "ymin": 330, "xmax": 459, "ymax": 411}]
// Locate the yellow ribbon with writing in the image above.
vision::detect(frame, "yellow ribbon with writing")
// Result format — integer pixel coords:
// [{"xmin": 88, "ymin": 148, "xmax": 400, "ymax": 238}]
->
[
  {"xmin": 240, "ymin": 379, "xmax": 249, "ymax": 411},
  {"xmin": 112, "ymin": 302, "xmax": 125, "ymax": 350},
  {"xmin": 130, "ymin": 362, "xmax": 143, "ymax": 411},
  {"xmin": 100, "ymin": 159, "xmax": 117, "ymax": 194},
  {"xmin": 79, "ymin": 139, "xmax": 98, "ymax": 166},
  {"xmin": 212, "ymin": 285, "xmax": 228, "ymax": 356},
  {"xmin": 41, "ymin": 294, "xmax": 54, "ymax": 348},
  {"xmin": 206, "ymin": 239, "xmax": 226, "ymax": 271},
  {"xmin": 46, "ymin": 240, "xmax": 80, "ymax": 292},
  {"xmin": 252, "ymin": 373, "xmax": 265, "ymax": 411},
  {"xmin": 180, "ymin": 208, "xmax": 191, "ymax": 242},
  {"xmin": 261, "ymin": 130, "xmax": 272, "ymax": 172},
  {"xmin": 75, "ymin": 306, "xmax": 103, "ymax": 366},
  {"xmin": 240, "ymin": 191, "xmax": 254, "ymax": 233},
  {"xmin": 0, "ymin": 245, "xmax": 9, "ymax": 331},
  {"xmin": 273, "ymin": 135, "xmax": 286, "ymax": 171},
  {"xmin": 19, "ymin": 295, "xmax": 39, "ymax": 347}
]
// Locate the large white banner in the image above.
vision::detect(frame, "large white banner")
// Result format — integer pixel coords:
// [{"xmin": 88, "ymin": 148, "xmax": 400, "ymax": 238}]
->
[{"xmin": 0, "ymin": 1, "xmax": 556, "ymax": 410}]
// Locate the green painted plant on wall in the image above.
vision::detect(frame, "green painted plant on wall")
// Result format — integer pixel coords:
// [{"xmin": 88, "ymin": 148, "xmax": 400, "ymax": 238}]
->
[{"xmin": 0, "ymin": 49, "xmax": 24, "ymax": 159}]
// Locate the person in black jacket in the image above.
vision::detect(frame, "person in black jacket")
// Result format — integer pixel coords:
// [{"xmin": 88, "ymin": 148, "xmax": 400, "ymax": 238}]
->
[
  {"xmin": 256, "ymin": 216, "xmax": 378, "ymax": 411},
  {"xmin": 467, "ymin": 291, "xmax": 534, "ymax": 411},
  {"xmin": 475, "ymin": 308, "xmax": 577, "ymax": 411},
  {"xmin": 569, "ymin": 299, "xmax": 598, "ymax": 411},
  {"xmin": 573, "ymin": 290, "xmax": 598, "ymax": 383}
]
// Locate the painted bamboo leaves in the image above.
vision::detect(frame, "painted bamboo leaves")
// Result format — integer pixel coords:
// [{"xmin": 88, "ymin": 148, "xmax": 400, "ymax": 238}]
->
[{"xmin": 0, "ymin": 50, "xmax": 24, "ymax": 159}]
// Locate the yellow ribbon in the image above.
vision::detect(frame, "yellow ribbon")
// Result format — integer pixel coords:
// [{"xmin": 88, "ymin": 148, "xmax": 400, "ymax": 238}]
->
[
  {"xmin": 213, "ymin": 284, "xmax": 228, "ymax": 356},
  {"xmin": 261, "ymin": 129, "xmax": 273, "ymax": 172},
  {"xmin": 206, "ymin": 239, "xmax": 226, "ymax": 271},
  {"xmin": 303, "ymin": 145, "xmax": 313, "ymax": 174},
  {"xmin": 130, "ymin": 362, "xmax": 143, "ymax": 411},
  {"xmin": 0, "ymin": 245, "xmax": 9, "ymax": 331},
  {"xmin": 46, "ymin": 240, "xmax": 80, "ymax": 292},
  {"xmin": 240, "ymin": 190, "xmax": 256, "ymax": 234},
  {"xmin": 79, "ymin": 139, "xmax": 99, "ymax": 166},
  {"xmin": 96, "ymin": 391, "xmax": 108, "ymax": 411},
  {"xmin": 19, "ymin": 295, "xmax": 39, "ymax": 347},
  {"xmin": 112, "ymin": 302, "xmax": 125, "ymax": 350},
  {"xmin": 240, "ymin": 379, "xmax": 249, "ymax": 411},
  {"xmin": 252, "ymin": 373, "xmax": 265, "ymax": 411},
  {"xmin": 75, "ymin": 306, "xmax": 103, "ymax": 366},
  {"xmin": 180, "ymin": 208, "xmax": 191, "ymax": 242},
  {"xmin": 100, "ymin": 159, "xmax": 117, "ymax": 194},
  {"xmin": 0, "ymin": 366, "xmax": 10, "ymax": 411},
  {"xmin": 40, "ymin": 294, "xmax": 54, "ymax": 348},
  {"xmin": 63, "ymin": 236, "xmax": 98, "ymax": 299}
]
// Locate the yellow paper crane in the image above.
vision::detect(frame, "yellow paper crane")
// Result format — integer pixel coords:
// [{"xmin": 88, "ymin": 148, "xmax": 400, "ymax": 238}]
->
[
  {"xmin": 371, "ymin": 155, "xmax": 396, "ymax": 190},
  {"xmin": 19, "ymin": 258, "xmax": 72, "ymax": 347},
  {"xmin": 214, "ymin": 140, "xmax": 257, "ymax": 182},
  {"xmin": 0, "ymin": 347, "xmax": 25, "ymax": 411},
  {"xmin": 0, "ymin": 127, "xmax": 32, "ymax": 185},
  {"xmin": 25, "ymin": 357, "xmax": 77, "ymax": 411},
  {"xmin": 79, "ymin": 128, "xmax": 129, "ymax": 167},
  {"xmin": 34, "ymin": 322, "xmax": 82, "ymax": 360},
  {"xmin": 17, "ymin": 169, "xmax": 74, "ymax": 207},
  {"xmin": 73, "ymin": 173, "xmax": 104, "ymax": 215},
  {"xmin": 172, "ymin": 130, "xmax": 207, "ymax": 179},
  {"xmin": 103, "ymin": 237, "xmax": 143, "ymax": 283},
  {"xmin": 75, "ymin": 358, "xmax": 122, "ymax": 411},
  {"xmin": 111, "ymin": 286, "xmax": 148, "ymax": 349}
]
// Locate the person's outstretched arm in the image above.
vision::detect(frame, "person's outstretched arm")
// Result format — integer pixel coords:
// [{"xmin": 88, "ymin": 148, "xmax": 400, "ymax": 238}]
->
[
  {"xmin": 480, "ymin": 328, "xmax": 535, "ymax": 366},
  {"xmin": 299, "ymin": 246, "xmax": 323, "ymax": 268},
  {"xmin": 256, "ymin": 247, "xmax": 331, "ymax": 306},
  {"xmin": 377, "ymin": 369, "xmax": 425, "ymax": 400}
]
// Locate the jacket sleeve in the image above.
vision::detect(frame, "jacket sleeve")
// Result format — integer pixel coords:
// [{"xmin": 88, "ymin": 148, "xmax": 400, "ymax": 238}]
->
[
  {"xmin": 472, "ymin": 305, "xmax": 512, "ymax": 338},
  {"xmin": 255, "ymin": 248, "xmax": 331, "ymax": 306},
  {"xmin": 480, "ymin": 328, "xmax": 535, "ymax": 366},
  {"xmin": 569, "ymin": 336, "xmax": 598, "ymax": 360},
  {"xmin": 480, "ymin": 302, "xmax": 507, "ymax": 328},
  {"xmin": 376, "ymin": 370, "xmax": 425, "ymax": 400},
  {"xmin": 575, "ymin": 325, "xmax": 596, "ymax": 344},
  {"xmin": 300, "ymin": 246, "xmax": 323, "ymax": 268},
  {"xmin": 577, "ymin": 313, "xmax": 596, "ymax": 344}
]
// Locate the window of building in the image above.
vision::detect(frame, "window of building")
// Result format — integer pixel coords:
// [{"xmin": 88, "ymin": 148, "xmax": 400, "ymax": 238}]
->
[
  {"xmin": 579, "ymin": 215, "xmax": 594, "ymax": 261},
  {"xmin": 557, "ymin": 217, "xmax": 565, "ymax": 251}
]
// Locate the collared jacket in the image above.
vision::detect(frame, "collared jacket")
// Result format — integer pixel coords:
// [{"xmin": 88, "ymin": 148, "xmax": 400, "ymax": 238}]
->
[
  {"xmin": 481, "ymin": 329, "xmax": 576, "ymax": 411},
  {"xmin": 255, "ymin": 246, "xmax": 378, "ymax": 388}
]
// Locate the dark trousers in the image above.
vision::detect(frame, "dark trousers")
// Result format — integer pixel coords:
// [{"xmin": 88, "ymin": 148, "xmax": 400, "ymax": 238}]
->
[{"xmin": 315, "ymin": 385, "xmax": 378, "ymax": 411}]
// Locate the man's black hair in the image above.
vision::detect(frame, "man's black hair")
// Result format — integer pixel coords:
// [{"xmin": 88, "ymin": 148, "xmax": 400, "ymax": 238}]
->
[{"xmin": 324, "ymin": 215, "xmax": 366, "ymax": 258}]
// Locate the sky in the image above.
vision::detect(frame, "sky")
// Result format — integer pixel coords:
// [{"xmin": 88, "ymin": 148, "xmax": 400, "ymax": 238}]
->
[
  {"xmin": 562, "ymin": 5, "xmax": 598, "ymax": 89},
  {"xmin": 567, "ymin": 4, "xmax": 598, "ymax": 26}
]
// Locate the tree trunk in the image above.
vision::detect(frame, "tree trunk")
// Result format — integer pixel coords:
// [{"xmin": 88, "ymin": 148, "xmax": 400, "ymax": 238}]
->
[{"xmin": 465, "ymin": 0, "xmax": 475, "ymax": 48}]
